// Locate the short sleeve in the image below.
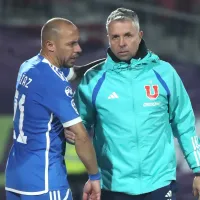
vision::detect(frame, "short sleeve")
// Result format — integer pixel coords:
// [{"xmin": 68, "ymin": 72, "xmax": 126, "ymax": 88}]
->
[{"xmin": 40, "ymin": 78, "xmax": 82, "ymax": 127}]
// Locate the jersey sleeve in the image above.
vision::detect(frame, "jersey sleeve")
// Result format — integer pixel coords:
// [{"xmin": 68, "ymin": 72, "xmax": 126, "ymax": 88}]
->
[{"xmin": 39, "ymin": 77, "xmax": 82, "ymax": 128}]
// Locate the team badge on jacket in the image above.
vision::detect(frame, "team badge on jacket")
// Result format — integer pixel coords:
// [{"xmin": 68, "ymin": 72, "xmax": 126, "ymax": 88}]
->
[{"xmin": 144, "ymin": 85, "xmax": 159, "ymax": 100}]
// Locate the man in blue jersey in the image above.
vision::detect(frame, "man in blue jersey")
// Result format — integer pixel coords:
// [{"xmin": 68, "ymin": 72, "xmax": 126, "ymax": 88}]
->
[{"xmin": 5, "ymin": 18, "xmax": 101, "ymax": 200}]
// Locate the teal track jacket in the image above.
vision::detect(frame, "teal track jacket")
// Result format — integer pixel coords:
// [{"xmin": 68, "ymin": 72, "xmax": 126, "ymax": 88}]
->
[{"xmin": 74, "ymin": 51, "xmax": 199, "ymax": 195}]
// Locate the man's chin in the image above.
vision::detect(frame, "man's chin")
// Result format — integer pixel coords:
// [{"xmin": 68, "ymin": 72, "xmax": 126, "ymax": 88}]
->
[
  {"xmin": 63, "ymin": 63, "xmax": 74, "ymax": 68},
  {"xmin": 118, "ymin": 56, "xmax": 132, "ymax": 62},
  {"xmin": 116, "ymin": 53, "xmax": 132, "ymax": 61}
]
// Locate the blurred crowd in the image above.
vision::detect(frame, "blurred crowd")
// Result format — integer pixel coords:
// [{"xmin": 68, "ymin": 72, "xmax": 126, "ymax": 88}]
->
[
  {"xmin": 1, "ymin": 0, "xmax": 200, "ymax": 17},
  {"xmin": 153, "ymin": 0, "xmax": 200, "ymax": 14}
]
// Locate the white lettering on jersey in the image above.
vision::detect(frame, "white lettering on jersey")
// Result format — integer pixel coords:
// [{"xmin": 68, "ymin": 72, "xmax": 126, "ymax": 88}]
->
[
  {"xmin": 13, "ymin": 90, "xmax": 27, "ymax": 144},
  {"xmin": 71, "ymin": 99, "xmax": 79, "ymax": 115},
  {"xmin": 19, "ymin": 74, "xmax": 32, "ymax": 88}
]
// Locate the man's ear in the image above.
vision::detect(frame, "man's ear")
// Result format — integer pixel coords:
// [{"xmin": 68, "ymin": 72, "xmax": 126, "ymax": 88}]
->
[
  {"xmin": 107, "ymin": 34, "xmax": 111, "ymax": 47},
  {"xmin": 46, "ymin": 40, "xmax": 55, "ymax": 52},
  {"xmin": 139, "ymin": 31, "xmax": 143, "ymax": 40}
]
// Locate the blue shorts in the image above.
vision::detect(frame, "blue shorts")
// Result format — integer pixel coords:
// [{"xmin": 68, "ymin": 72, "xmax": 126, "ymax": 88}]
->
[{"xmin": 6, "ymin": 189, "xmax": 73, "ymax": 200}]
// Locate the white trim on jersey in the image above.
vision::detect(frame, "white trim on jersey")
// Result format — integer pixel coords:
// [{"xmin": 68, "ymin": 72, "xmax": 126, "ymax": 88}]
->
[
  {"xmin": 49, "ymin": 191, "xmax": 53, "ymax": 200},
  {"xmin": 42, "ymin": 59, "xmax": 66, "ymax": 81},
  {"xmin": 57, "ymin": 190, "xmax": 61, "ymax": 200},
  {"xmin": 45, "ymin": 113, "xmax": 53, "ymax": 191},
  {"xmin": 5, "ymin": 188, "xmax": 48, "ymax": 196},
  {"xmin": 49, "ymin": 191, "xmax": 63, "ymax": 200},
  {"xmin": 67, "ymin": 68, "xmax": 76, "ymax": 81},
  {"xmin": 63, "ymin": 117, "xmax": 82, "ymax": 128},
  {"xmin": 5, "ymin": 113, "xmax": 53, "ymax": 195},
  {"xmin": 53, "ymin": 191, "xmax": 57, "ymax": 200},
  {"xmin": 63, "ymin": 189, "xmax": 70, "ymax": 200}
]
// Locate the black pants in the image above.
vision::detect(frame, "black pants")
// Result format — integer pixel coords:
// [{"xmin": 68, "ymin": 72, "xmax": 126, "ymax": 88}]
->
[{"xmin": 101, "ymin": 181, "xmax": 176, "ymax": 200}]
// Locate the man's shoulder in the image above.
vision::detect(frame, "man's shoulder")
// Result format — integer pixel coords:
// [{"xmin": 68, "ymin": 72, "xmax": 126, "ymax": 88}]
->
[
  {"xmin": 18, "ymin": 55, "xmax": 43, "ymax": 79},
  {"xmin": 85, "ymin": 59, "xmax": 105, "ymax": 72},
  {"xmin": 76, "ymin": 60, "xmax": 106, "ymax": 90},
  {"xmin": 83, "ymin": 60, "xmax": 106, "ymax": 80},
  {"xmin": 153, "ymin": 57, "xmax": 176, "ymax": 74},
  {"xmin": 20, "ymin": 55, "xmax": 50, "ymax": 74},
  {"xmin": 31, "ymin": 56, "xmax": 67, "ymax": 82},
  {"xmin": 19, "ymin": 55, "xmax": 68, "ymax": 88}
]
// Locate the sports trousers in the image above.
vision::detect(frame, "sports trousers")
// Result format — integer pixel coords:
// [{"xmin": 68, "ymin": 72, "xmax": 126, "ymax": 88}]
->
[{"xmin": 101, "ymin": 181, "xmax": 177, "ymax": 200}]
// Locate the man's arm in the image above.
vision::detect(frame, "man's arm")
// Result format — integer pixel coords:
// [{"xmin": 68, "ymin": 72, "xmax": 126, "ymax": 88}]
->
[
  {"xmin": 169, "ymin": 68, "xmax": 200, "ymax": 172},
  {"xmin": 67, "ymin": 122, "xmax": 101, "ymax": 200},
  {"xmin": 71, "ymin": 58, "xmax": 106, "ymax": 80},
  {"xmin": 62, "ymin": 58, "xmax": 105, "ymax": 82},
  {"xmin": 67, "ymin": 122, "xmax": 98, "ymax": 174},
  {"xmin": 168, "ymin": 67, "xmax": 200, "ymax": 198}
]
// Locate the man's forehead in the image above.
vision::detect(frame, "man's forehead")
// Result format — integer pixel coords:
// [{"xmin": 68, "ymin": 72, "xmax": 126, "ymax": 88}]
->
[
  {"xmin": 108, "ymin": 20, "xmax": 137, "ymax": 34},
  {"xmin": 60, "ymin": 24, "xmax": 78, "ymax": 33},
  {"xmin": 60, "ymin": 27, "xmax": 79, "ymax": 38}
]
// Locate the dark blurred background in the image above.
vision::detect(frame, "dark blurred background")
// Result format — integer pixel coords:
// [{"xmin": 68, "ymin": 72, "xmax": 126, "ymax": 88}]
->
[{"xmin": 0, "ymin": 0, "xmax": 200, "ymax": 199}]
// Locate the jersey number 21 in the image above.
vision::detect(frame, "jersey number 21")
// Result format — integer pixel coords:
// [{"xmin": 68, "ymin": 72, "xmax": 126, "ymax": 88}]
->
[{"xmin": 13, "ymin": 90, "xmax": 27, "ymax": 144}]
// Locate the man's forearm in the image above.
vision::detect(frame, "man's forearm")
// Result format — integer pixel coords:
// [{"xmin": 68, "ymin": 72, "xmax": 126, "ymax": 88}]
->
[
  {"xmin": 68, "ymin": 123, "xmax": 99, "ymax": 175},
  {"xmin": 75, "ymin": 134, "xmax": 98, "ymax": 175}
]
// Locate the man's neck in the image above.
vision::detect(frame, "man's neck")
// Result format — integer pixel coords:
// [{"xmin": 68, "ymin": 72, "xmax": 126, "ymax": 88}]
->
[{"xmin": 40, "ymin": 49, "xmax": 60, "ymax": 68}]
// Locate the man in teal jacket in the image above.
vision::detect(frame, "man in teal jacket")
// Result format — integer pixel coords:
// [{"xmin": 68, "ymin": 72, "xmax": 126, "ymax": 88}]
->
[{"xmin": 66, "ymin": 8, "xmax": 200, "ymax": 200}]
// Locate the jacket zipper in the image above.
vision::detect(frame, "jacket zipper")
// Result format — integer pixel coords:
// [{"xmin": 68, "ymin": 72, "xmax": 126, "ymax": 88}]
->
[{"xmin": 132, "ymin": 77, "xmax": 142, "ymax": 193}]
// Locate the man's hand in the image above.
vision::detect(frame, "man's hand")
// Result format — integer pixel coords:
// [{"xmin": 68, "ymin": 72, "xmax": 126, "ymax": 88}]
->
[
  {"xmin": 193, "ymin": 176, "xmax": 200, "ymax": 199},
  {"xmin": 64, "ymin": 129, "xmax": 94, "ymax": 144},
  {"xmin": 64, "ymin": 129, "xmax": 75, "ymax": 144},
  {"xmin": 83, "ymin": 180, "xmax": 101, "ymax": 200}
]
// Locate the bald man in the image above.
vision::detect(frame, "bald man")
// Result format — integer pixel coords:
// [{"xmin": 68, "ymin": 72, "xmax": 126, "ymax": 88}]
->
[{"xmin": 5, "ymin": 18, "xmax": 101, "ymax": 200}]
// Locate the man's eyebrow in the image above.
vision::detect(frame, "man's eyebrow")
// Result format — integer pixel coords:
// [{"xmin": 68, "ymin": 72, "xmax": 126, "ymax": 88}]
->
[
  {"xmin": 124, "ymin": 32, "xmax": 132, "ymax": 35},
  {"xmin": 66, "ymin": 40, "xmax": 79, "ymax": 44},
  {"xmin": 111, "ymin": 32, "xmax": 132, "ymax": 37},
  {"xmin": 111, "ymin": 34, "xmax": 119, "ymax": 37}
]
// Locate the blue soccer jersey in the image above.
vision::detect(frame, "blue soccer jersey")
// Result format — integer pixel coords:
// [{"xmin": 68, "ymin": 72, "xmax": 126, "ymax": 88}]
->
[{"xmin": 5, "ymin": 54, "xmax": 82, "ymax": 195}]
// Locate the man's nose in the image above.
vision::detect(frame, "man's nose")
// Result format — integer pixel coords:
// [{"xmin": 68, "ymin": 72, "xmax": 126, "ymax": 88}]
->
[
  {"xmin": 75, "ymin": 44, "xmax": 82, "ymax": 53},
  {"xmin": 119, "ymin": 37, "xmax": 126, "ymax": 47}
]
